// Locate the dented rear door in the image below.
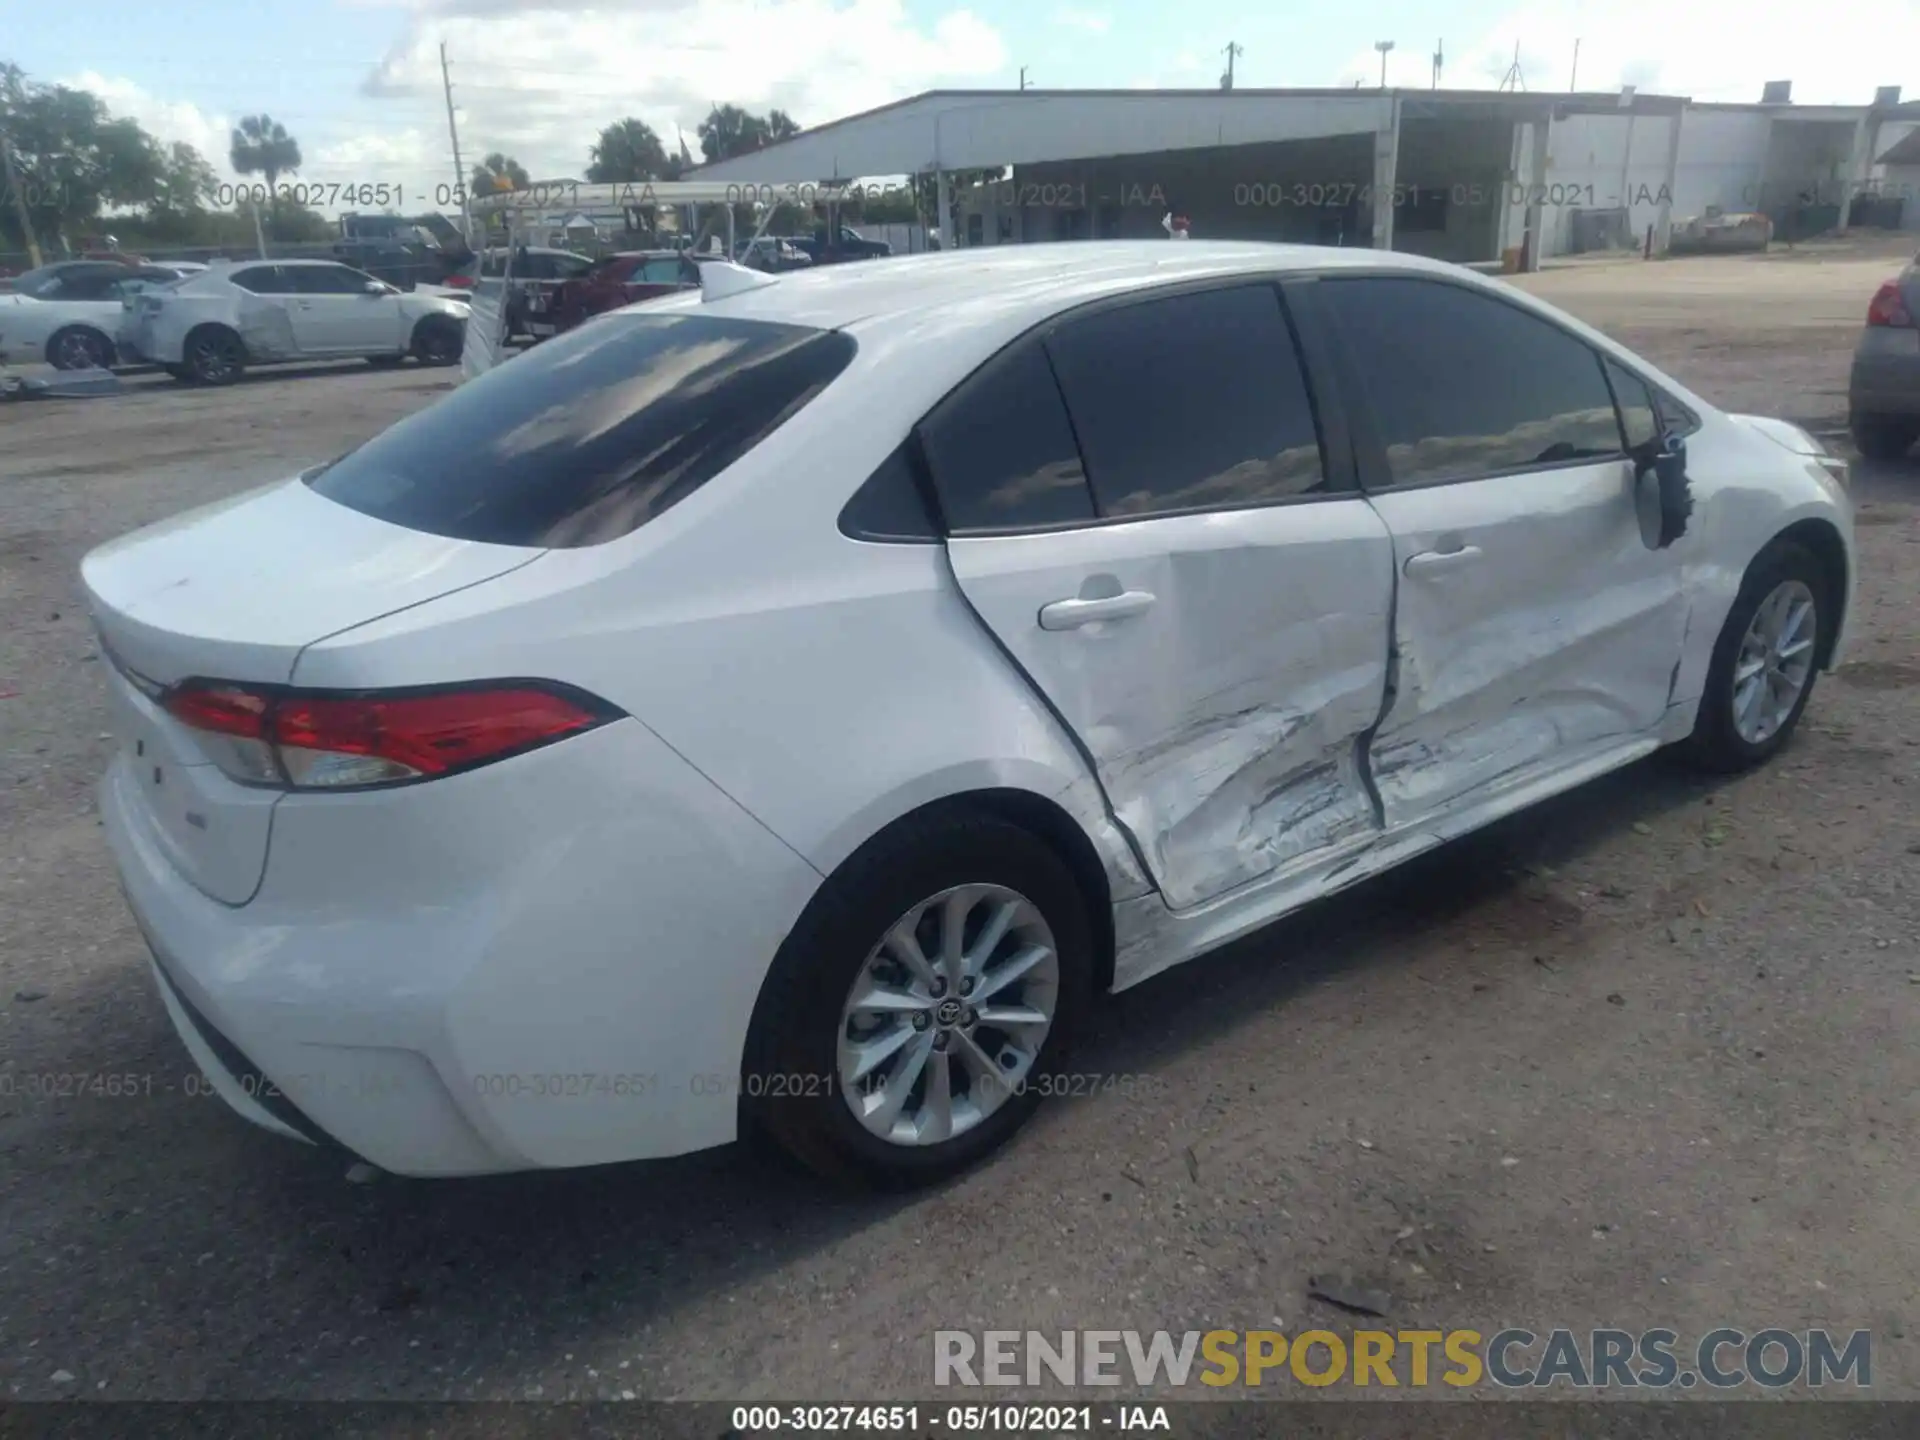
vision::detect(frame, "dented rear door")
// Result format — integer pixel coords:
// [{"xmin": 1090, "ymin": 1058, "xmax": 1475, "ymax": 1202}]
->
[{"xmin": 932, "ymin": 281, "xmax": 1396, "ymax": 912}]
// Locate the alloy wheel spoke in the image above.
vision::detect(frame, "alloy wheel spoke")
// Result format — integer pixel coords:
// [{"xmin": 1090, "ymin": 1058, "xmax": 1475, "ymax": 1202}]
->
[
  {"xmin": 847, "ymin": 978, "xmax": 933, "ymax": 1016},
  {"xmin": 940, "ymin": 889, "xmax": 975, "ymax": 988},
  {"xmin": 964, "ymin": 899, "xmax": 1020, "ymax": 977},
  {"xmin": 884, "ymin": 918, "xmax": 941, "ymax": 992},
  {"xmin": 865, "ymin": 1030, "xmax": 935, "ymax": 1132},
  {"xmin": 976, "ymin": 1003, "xmax": 1049, "ymax": 1029},
  {"xmin": 917, "ymin": 1052, "xmax": 955, "ymax": 1143},
  {"xmin": 845, "ymin": 1019, "xmax": 916, "ymax": 1084},
  {"xmin": 973, "ymin": 944, "xmax": 1050, "ymax": 1005}
]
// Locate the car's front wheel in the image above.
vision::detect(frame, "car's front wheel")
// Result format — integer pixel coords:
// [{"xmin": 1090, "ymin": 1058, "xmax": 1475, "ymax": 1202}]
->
[
  {"xmin": 1685, "ymin": 539, "xmax": 1830, "ymax": 772},
  {"xmin": 744, "ymin": 809, "xmax": 1093, "ymax": 1188},
  {"xmin": 46, "ymin": 325, "xmax": 115, "ymax": 371},
  {"xmin": 411, "ymin": 315, "xmax": 463, "ymax": 366}
]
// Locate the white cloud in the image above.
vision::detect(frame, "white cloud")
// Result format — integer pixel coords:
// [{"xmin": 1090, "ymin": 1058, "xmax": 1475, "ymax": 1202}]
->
[
  {"xmin": 1054, "ymin": 8, "xmax": 1110, "ymax": 35},
  {"xmin": 1332, "ymin": 0, "xmax": 1920, "ymax": 102},
  {"xmin": 58, "ymin": 72, "xmax": 235, "ymax": 178}
]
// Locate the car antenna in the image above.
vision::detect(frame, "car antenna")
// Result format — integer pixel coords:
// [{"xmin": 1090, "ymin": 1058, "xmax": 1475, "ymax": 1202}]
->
[{"xmin": 700, "ymin": 260, "xmax": 779, "ymax": 303}]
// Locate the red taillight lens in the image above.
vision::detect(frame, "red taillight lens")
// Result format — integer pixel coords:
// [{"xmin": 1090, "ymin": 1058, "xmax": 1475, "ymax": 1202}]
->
[
  {"xmin": 1866, "ymin": 281, "xmax": 1912, "ymax": 327},
  {"xmin": 160, "ymin": 681, "xmax": 616, "ymax": 790},
  {"xmin": 445, "ymin": 274, "xmax": 475, "ymax": 288}
]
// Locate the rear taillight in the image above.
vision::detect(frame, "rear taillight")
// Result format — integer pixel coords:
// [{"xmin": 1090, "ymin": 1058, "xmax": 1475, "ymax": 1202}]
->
[
  {"xmin": 445, "ymin": 274, "xmax": 475, "ymax": 288},
  {"xmin": 160, "ymin": 680, "xmax": 618, "ymax": 790},
  {"xmin": 1866, "ymin": 281, "xmax": 1913, "ymax": 327}
]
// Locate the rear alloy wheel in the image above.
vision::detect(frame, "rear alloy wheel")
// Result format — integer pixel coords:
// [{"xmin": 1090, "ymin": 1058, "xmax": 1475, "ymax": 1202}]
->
[
  {"xmin": 183, "ymin": 328, "xmax": 245, "ymax": 386},
  {"xmin": 1685, "ymin": 540, "xmax": 1827, "ymax": 772},
  {"xmin": 1849, "ymin": 414, "xmax": 1919, "ymax": 461},
  {"xmin": 47, "ymin": 325, "xmax": 115, "ymax": 371},
  {"xmin": 411, "ymin": 317, "xmax": 463, "ymax": 366},
  {"xmin": 744, "ymin": 810, "xmax": 1092, "ymax": 1188}
]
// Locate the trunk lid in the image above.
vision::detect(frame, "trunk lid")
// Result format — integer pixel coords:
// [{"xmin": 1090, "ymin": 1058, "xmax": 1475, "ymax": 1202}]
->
[{"xmin": 83, "ymin": 478, "xmax": 541, "ymax": 903}]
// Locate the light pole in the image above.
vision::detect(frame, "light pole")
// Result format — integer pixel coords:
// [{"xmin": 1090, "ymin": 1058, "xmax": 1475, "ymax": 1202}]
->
[{"xmin": 1375, "ymin": 40, "xmax": 1395, "ymax": 89}]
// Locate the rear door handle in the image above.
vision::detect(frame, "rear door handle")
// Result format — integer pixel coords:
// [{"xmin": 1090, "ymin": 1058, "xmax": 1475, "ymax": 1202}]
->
[
  {"xmin": 1403, "ymin": 545, "xmax": 1483, "ymax": 576},
  {"xmin": 1038, "ymin": 590, "xmax": 1156, "ymax": 631}
]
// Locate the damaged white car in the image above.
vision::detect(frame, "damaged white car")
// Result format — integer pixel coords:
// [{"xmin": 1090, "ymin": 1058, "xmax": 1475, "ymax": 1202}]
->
[
  {"xmin": 120, "ymin": 258, "xmax": 469, "ymax": 384},
  {"xmin": 85, "ymin": 244, "xmax": 1853, "ymax": 1188}
]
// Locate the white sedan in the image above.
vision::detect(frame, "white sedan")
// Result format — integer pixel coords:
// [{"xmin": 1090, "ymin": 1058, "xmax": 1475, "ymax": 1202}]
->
[
  {"xmin": 121, "ymin": 258, "xmax": 470, "ymax": 384},
  {"xmin": 83, "ymin": 243, "xmax": 1854, "ymax": 1187},
  {"xmin": 0, "ymin": 260, "xmax": 195, "ymax": 368}
]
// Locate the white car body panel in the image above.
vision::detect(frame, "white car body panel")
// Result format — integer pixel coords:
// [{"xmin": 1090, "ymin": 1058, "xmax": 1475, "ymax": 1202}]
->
[
  {"xmin": 947, "ymin": 503, "xmax": 1394, "ymax": 910},
  {"xmin": 0, "ymin": 292, "xmax": 121, "ymax": 361},
  {"xmin": 82, "ymin": 241, "xmax": 1856, "ymax": 1174}
]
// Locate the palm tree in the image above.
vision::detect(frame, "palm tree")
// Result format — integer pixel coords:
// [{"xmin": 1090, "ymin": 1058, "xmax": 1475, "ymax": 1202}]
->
[
  {"xmin": 471, "ymin": 152, "xmax": 529, "ymax": 196},
  {"xmin": 229, "ymin": 115, "xmax": 302, "ymax": 256},
  {"xmin": 229, "ymin": 114, "xmax": 301, "ymax": 190}
]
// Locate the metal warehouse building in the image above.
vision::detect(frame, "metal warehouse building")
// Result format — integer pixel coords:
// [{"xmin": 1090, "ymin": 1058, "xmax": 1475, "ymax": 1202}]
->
[{"xmin": 690, "ymin": 85, "xmax": 1920, "ymax": 269}]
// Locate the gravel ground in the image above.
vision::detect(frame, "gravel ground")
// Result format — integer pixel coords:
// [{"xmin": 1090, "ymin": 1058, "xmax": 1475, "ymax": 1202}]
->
[{"xmin": 3, "ymin": 240, "xmax": 1919, "ymax": 1411}]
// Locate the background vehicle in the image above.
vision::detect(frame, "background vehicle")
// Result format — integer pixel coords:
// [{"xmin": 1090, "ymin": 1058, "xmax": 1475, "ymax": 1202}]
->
[
  {"xmin": 448, "ymin": 246, "xmax": 596, "ymax": 338},
  {"xmin": 121, "ymin": 258, "xmax": 469, "ymax": 384},
  {"xmin": 1847, "ymin": 256, "xmax": 1920, "ymax": 459},
  {"xmin": 735, "ymin": 236, "xmax": 813, "ymax": 272},
  {"xmin": 84, "ymin": 244, "xmax": 1853, "ymax": 1190},
  {"xmin": 0, "ymin": 259, "xmax": 199, "ymax": 369},
  {"xmin": 790, "ymin": 224, "xmax": 894, "ymax": 266},
  {"xmin": 547, "ymin": 250, "xmax": 702, "ymax": 333}
]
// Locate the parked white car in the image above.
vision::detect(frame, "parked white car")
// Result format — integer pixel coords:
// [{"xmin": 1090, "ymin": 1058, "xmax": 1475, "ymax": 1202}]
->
[
  {"xmin": 0, "ymin": 260, "xmax": 197, "ymax": 369},
  {"xmin": 83, "ymin": 243, "xmax": 1854, "ymax": 1188},
  {"xmin": 121, "ymin": 258, "xmax": 470, "ymax": 384}
]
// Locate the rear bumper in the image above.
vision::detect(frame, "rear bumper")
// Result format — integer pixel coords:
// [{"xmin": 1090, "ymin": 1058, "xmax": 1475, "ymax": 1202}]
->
[
  {"xmin": 100, "ymin": 718, "xmax": 824, "ymax": 1177},
  {"xmin": 1848, "ymin": 330, "xmax": 1920, "ymax": 418}
]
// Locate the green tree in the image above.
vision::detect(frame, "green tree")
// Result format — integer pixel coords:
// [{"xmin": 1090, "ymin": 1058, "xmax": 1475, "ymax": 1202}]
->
[
  {"xmin": 586, "ymin": 119, "xmax": 670, "ymax": 183},
  {"xmin": 0, "ymin": 62, "xmax": 163, "ymax": 252},
  {"xmin": 470, "ymin": 151, "xmax": 529, "ymax": 196},
  {"xmin": 696, "ymin": 104, "xmax": 801, "ymax": 164},
  {"xmin": 229, "ymin": 113, "xmax": 300, "ymax": 193},
  {"xmin": 143, "ymin": 141, "xmax": 218, "ymax": 239}
]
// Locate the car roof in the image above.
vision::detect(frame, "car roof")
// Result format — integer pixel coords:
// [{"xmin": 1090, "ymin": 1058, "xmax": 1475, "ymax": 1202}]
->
[{"xmin": 644, "ymin": 239, "xmax": 1485, "ymax": 335}]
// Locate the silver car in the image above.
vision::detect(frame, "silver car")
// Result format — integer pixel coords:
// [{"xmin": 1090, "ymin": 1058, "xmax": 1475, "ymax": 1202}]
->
[{"xmin": 1847, "ymin": 256, "xmax": 1920, "ymax": 460}]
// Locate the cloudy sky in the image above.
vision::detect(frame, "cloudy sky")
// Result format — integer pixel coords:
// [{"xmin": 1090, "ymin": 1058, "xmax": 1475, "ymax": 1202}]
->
[{"xmin": 6, "ymin": 0, "xmax": 1917, "ymax": 211}]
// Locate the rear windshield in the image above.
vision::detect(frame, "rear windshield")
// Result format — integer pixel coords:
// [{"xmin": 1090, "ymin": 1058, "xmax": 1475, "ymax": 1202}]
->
[{"xmin": 307, "ymin": 313, "xmax": 856, "ymax": 547}]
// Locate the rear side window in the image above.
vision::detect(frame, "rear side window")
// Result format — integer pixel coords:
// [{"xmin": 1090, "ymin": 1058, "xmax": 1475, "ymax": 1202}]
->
[
  {"xmin": 1044, "ymin": 285, "xmax": 1326, "ymax": 516},
  {"xmin": 308, "ymin": 313, "xmax": 856, "ymax": 547},
  {"xmin": 230, "ymin": 266, "xmax": 286, "ymax": 294},
  {"xmin": 920, "ymin": 343, "xmax": 1095, "ymax": 532},
  {"xmin": 1322, "ymin": 277, "xmax": 1624, "ymax": 486}
]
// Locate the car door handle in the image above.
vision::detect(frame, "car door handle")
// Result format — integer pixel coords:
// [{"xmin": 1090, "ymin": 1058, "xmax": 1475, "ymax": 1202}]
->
[
  {"xmin": 1038, "ymin": 591, "xmax": 1156, "ymax": 630},
  {"xmin": 1403, "ymin": 545, "xmax": 1483, "ymax": 576}
]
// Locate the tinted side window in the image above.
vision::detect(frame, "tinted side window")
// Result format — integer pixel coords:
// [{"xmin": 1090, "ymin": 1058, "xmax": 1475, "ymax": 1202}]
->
[
  {"xmin": 231, "ymin": 266, "xmax": 285, "ymax": 294},
  {"xmin": 919, "ymin": 342, "xmax": 1095, "ymax": 532},
  {"xmin": 839, "ymin": 442, "xmax": 939, "ymax": 542},
  {"xmin": 1605, "ymin": 359, "xmax": 1660, "ymax": 450},
  {"xmin": 1323, "ymin": 278, "xmax": 1624, "ymax": 485},
  {"xmin": 309, "ymin": 314, "xmax": 856, "ymax": 547},
  {"xmin": 1045, "ymin": 285, "xmax": 1325, "ymax": 517},
  {"xmin": 291, "ymin": 266, "xmax": 361, "ymax": 295},
  {"xmin": 50, "ymin": 266, "xmax": 128, "ymax": 300}
]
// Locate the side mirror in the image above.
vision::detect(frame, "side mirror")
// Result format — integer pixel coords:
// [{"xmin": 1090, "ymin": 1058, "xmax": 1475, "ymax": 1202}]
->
[
  {"xmin": 1633, "ymin": 434, "xmax": 1693, "ymax": 550},
  {"xmin": 364, "ymin": 280, "xmax": 387, "ymax": 294}
]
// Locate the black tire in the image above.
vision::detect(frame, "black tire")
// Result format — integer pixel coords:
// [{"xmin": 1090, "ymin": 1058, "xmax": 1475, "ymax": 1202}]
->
[
  {"xmin": 1684, "ymin": 539, "xmax": 1831, "ymax": 773},
  {"xmin": 182, "ymin": 326, "xmax": 245, "ymax": 386},
  {"xmin": 743, "ymin": 808, "xmax": 1094, "ymax": 1189},
  {"xmin": 411, "ymin": 316, "xmax": 463, "ymax": 366},
  {"xmin": 46, "ymin": 325, "xmax": 115, "ymax": 371},
  {"xmin": 366, "ymin": 353, "xmax": 405, "ymax": 368},
  {"xmin": 1849, "ymin": 414, "xmax": 1919, "ymax": 461}
]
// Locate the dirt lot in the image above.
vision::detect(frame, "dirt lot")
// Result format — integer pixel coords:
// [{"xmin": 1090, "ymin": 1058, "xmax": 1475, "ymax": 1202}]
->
[{"xmin": 4, "ymin": 239, "xmax": 1920, "ymax": 1411}]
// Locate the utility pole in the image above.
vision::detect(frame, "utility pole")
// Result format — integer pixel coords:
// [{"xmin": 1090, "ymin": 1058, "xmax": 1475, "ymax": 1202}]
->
[
  {"xmin": 1432, "ymin": 39, "xmax": 1443, "ymax": 89},
  {"xmin": 439, "ymin": 41, "xmax": 473, "ymax": 243},
  {"xmin": 1220, "ymin": 42, "xmax": 1243, "ymax": 91},
  {"xmin": 1374, "ymin": 39, "xmax": 1395, "ymax": 89},
  {"xmin": 1569, "ymin": 38, "xmax": 1581, "ymax": 91},
  {"xmin": 0, "ymin": 129, "xmax": 42, "ymax": 268},
  {"xmin": 1499, "ymin": 40, "xmax": 1526, "ymax": 93},
  {"xmin": 1019, "ymin": 66, "xmax": 1030, "ymax": 90}
]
